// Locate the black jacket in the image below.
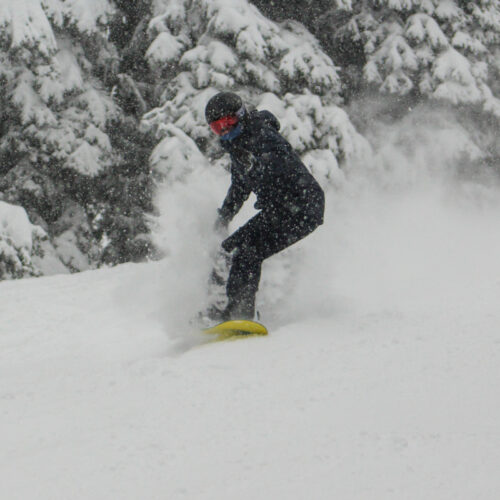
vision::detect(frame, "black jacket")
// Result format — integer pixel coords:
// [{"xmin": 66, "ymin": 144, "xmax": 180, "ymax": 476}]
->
[{"xmin": 218, "ymin": 110, "xmax": 325, "ymax": 226}]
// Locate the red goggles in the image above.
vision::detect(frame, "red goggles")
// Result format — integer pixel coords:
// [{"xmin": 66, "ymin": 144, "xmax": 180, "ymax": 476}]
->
[{"xmin": 209, "ymin": 115, "xmax": 239, "ymax": 136}]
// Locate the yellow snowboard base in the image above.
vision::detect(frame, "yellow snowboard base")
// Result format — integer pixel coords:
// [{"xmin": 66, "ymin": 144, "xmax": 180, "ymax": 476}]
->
[{"xmin": 203, "ymin": 320, "xmax": 268, "ymax": 341}]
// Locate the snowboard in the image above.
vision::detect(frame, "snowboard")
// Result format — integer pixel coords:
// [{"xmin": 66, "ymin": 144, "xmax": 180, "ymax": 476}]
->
[{"xmin": 203, "ymin": 320, "xmax": 268, "ymax": 341}]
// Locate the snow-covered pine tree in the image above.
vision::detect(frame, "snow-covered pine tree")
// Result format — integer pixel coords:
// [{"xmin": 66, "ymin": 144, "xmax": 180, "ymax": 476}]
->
[
  {"xmin": 0, "ymin": 0, "xmax": 155, "ymax": 277},
  {"xmin": 459, "ymin": 0, "xmax": 500, "ymax": 116},
  {"xmin": 0, "ymin": 199, "xmax": 55, "ymax": 279},
  {"xmin": 307, "ymin": 0, "xmax": 500, "ymax": 115},
  {"xmin": 141, "ymin": 0, "xmax": 369, "ymax": 189},
  {"xmin": 246, "ymin": 0, "xmax": 500, "ymax": 171}
]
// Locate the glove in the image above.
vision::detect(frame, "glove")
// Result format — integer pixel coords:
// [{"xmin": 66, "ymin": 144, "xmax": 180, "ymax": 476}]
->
[{"xmin": 221, "ymin": 233, "xmax": 238, "ymax": 253}]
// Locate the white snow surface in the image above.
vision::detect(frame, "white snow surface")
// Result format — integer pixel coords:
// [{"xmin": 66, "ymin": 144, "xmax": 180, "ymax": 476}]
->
[
  {"xmin": 2, "ymin": 153, "xmax": 500, "ymax": 499},
  {"xmin": 2, "ymin": 102, "xmax": 500, "ymax": 498}
]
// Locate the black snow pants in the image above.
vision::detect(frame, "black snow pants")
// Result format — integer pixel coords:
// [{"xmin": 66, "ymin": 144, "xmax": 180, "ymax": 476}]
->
[{"xmin": 221, "ymin": 198, "xmax": 324, "ymax": 320}]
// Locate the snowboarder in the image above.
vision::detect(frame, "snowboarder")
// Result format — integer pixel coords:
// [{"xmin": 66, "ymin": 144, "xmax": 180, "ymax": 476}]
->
[{"xmin": 205, "ymin": 92, "xmax": 325, "ymax": 322}]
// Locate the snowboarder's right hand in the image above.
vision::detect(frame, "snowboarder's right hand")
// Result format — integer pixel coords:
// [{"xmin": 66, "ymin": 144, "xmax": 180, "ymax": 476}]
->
[{"xmin": 221, "ymin": 234, "xmax": 237, "ymax": 253}]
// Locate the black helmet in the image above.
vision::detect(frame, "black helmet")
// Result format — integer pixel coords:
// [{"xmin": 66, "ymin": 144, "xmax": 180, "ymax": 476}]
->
[{"xmin": 205, "ymin": 92, "xmax": 243, "ymax": 124}]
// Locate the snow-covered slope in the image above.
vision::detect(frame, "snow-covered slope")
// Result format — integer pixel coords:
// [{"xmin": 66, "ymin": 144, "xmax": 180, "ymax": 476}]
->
[{"xmin": 2, "ymin": 159, "xmax": 500, "ymax": 499}]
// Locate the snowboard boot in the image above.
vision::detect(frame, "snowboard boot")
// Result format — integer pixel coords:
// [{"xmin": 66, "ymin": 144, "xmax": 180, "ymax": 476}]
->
[{"xmin": 196, "ymin": 304, "xmax": 230, "ymax": 328}]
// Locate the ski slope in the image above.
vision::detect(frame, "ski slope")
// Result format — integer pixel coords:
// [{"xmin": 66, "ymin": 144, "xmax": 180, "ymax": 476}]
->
[{"xmin": 2, "ymin": 174, "xmax": 500, "ymax": 500}]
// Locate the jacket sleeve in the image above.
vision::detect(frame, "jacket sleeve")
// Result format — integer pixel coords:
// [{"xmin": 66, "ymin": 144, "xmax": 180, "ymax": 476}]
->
[{"xmin": 218, "ymin": 162, "xmax": 251, "ymax": 223}]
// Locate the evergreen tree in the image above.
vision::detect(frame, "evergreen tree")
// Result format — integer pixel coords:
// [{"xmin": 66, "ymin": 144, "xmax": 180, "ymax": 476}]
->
[
  {"xmin": 0, "ymin": 0, "xmax": 155, "ymax": 277},
  {"xmin": 289, "ymin": 0, "xmax": 500, "ymax": 113},
  {"xmin": 141, "ymin": 0, "xmax": 369, "ymax": 188},
  {"xmin": 0, "ymin": 199, "xmax": 51, "ymax": 279},
  {"xmin": 249, "ymin": 1, "xmax": 500, "ymax": 115}
]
